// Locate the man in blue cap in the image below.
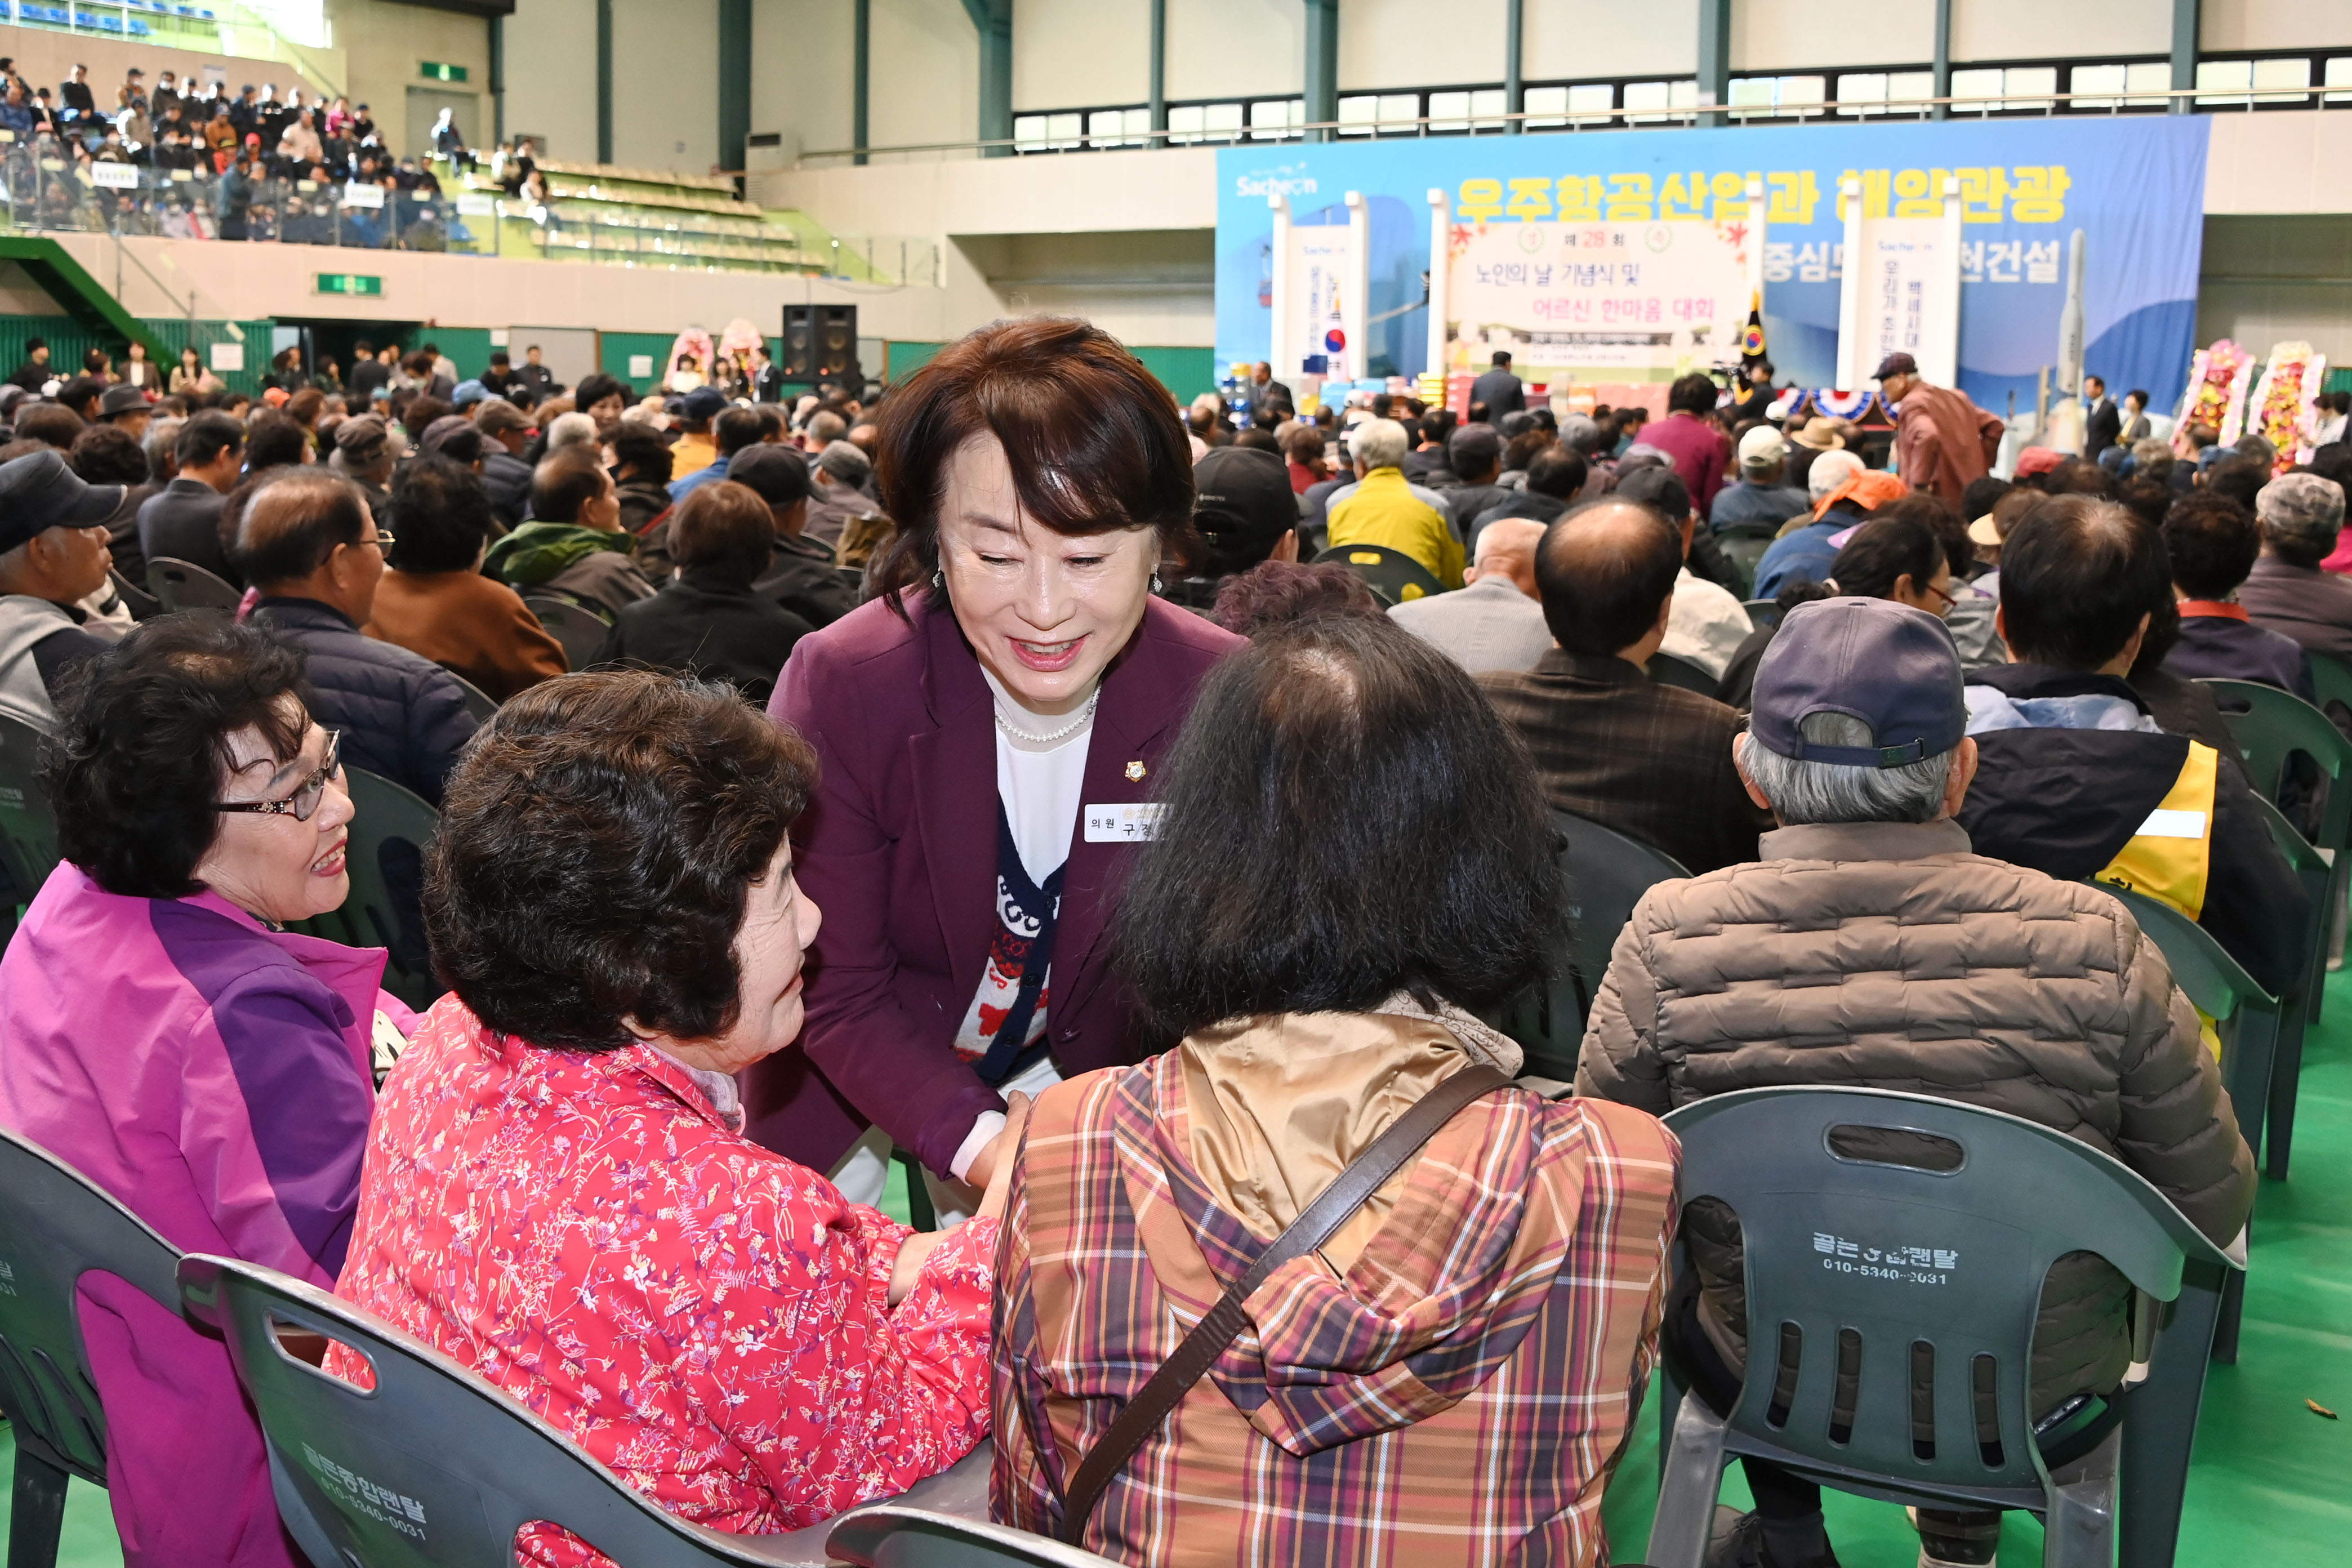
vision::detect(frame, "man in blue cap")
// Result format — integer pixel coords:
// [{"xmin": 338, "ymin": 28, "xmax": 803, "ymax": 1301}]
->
[
  {"xmin": 1577, "ymin": 594, "xmax": 2254, "ymax": 1568},
  {"xmin": 0, "ymin": 449, "xmax": 122, "ymax": 729}
]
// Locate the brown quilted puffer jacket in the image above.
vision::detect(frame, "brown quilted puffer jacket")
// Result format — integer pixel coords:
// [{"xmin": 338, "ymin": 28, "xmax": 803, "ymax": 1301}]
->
[{"xmin": 1575, "ymin": 817, "xmax": 2256, "ymax": 1415}]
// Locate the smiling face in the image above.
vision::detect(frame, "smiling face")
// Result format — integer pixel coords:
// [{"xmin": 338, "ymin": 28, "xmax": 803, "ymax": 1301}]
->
[
  {"xmin": 194, "ymin": 711, "xmax": 353, "ymax": 925},
  {"xmin": 935, "ymin": 434, "xmax": 1159, "ymax": 718},
  {"xmin": 644, "ymin": 841, "xmax": 821, "ymax": 1076}
]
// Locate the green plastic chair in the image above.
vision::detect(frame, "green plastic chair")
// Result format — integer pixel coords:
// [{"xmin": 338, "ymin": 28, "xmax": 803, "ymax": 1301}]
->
[
  {"xmin": 1714, "ymin": 524, "xmax": 1778, "ymax": 599},
  {"xmin": 1647, "ymin": 651, "xmax": 1720, "ymax": 696},
  {"xmin": 179, "ymin": 1253, "xmax": 947, "ymax": 1567},
  {"xmin": 2246, "ymin": 794, "xmax": 2326, "ymax": 1181},
  {"xmin": 0, "ymin": 713, "xmax": 63, "ymax": 944},
  {"xmin": 1647, "ymin": 1086, "xmax": 2239, "ymax": 1568},
  {"xmin": 2082, "ymin": 879, "xmax": 2270, "ymax": 1364},
  {"xmin": 436, "ymin": 667, "xmax": 500, "ymax": 725},
  {"xmin": 1490, "ymin": 809, "xmax": 1691, "ymax": 1083},
  {"xmin": 2203, "ymin": 676, "xmax": 2352, "ymax": 1022},
  {"xmin": 1328, "ymin": 542, "xmax": 1446, "ymax": 607},
  {"xmin": 145, "ymin": 556, "xmax": 242, "ymax": 614},
  {"xmin": 521, "ymin": 594, "xmax": 613, "ymax": 673},
  {"xmin": 1741, "ymin": 598, "xmax": 1783, "ymax": 631},
  {"xmin": 0, "ymin": 1128, "xmax": 186, "ymax": 1568},
  {"xmin": 339, "ymin": 765, "xmax": 445, "ymax": 1012},
  {"xmin": 2298, "ymin": 651, "xmax": 2352, "ymax": 980}
]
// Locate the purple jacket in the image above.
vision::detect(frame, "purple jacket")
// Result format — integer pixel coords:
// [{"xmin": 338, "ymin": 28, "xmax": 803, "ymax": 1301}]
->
[
  {"xmin": 746, "ymin": 591, "xmax": 1242, "ymax": 1177},
  {"xmin": 0, "ymin": 865, "xmax": 403, "ymax": 1568}
]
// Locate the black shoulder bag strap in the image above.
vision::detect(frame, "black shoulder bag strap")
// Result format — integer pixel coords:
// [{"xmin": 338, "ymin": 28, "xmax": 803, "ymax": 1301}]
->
[{"xmin": 1055, "ymin": 1062, "xmax": 1513, "ymax": 1545}]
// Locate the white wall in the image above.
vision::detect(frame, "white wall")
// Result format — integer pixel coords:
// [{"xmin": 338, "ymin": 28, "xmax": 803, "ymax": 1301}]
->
[
  {"xmin": 2204, "ymin": 0, "xmax": 2352, "ymax": 51},
  {"xmin": 1948, "ymin": 0, "xmax": 2167, "ymax": 63},
  {"xmin": 1166, "ymin": 0, "xmax": 1300, "ymax": 103},
  {"xmin": 869, "ymin": 0, "xmax": 977, "ymax": 148},
  {"xmin": 502, "ymin": 0, "xmax": 599, "ymax": 159},
  {"xmin": 1013, "ymin": 0, "xmax": 1148, "ymax": 110},
  {"xmin": 608, "ymin": 0, "xmax": 718, "ymax": 171},
  {"xmin": 1732, "ymin": 0, "xmax": 1936, "ymax": 72},
  {"xmin": 1339, "ymin": 0, "xmax": 1506, "ymax": 91},
  {"xmin": 1523, "ymin": 2, "xmax": 1694, "ymax": 82},
  {"xmin": 752, "ymin": 0, "xmax": 856, "ymax": 153},
  {"xmin": 324, "ymin": 0, "xmax": 489, "ymax": 157}
]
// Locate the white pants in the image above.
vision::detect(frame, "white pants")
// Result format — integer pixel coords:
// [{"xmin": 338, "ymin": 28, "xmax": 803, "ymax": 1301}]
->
[{"xmin": 824, "ymin": 1054, "xmax": 1065, "ymax": 1229}]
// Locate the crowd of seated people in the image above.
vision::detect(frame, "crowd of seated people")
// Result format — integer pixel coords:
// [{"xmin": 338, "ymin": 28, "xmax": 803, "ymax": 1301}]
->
[
  {"xmin": 1, "ymin": 309, "xmax": 2349, "ymax": 1568},
  {"xmin": 0, "ymin": 58, "xmax": 485, "ymax": 249}
]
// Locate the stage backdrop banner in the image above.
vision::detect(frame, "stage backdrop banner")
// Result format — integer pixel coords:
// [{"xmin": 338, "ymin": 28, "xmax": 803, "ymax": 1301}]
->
[
  {"xmin": 1216, "ymin": 117, "xmax": 2208, "ymax": 414},
  {"xmin": 1451, "ymin": 217, "xmax": 1753, "ymax": 379}
]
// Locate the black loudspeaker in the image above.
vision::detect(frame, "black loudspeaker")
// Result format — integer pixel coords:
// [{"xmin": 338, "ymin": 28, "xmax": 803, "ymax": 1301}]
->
[{"xmin": 782, "ymin": 305, "xmax": 858, "ymax": 381}]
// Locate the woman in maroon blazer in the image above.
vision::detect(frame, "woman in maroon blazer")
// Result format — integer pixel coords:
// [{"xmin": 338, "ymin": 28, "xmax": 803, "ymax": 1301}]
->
[{"xmin": 747, "ymin": 318, "xmax": 1244, "ymax": 1209}]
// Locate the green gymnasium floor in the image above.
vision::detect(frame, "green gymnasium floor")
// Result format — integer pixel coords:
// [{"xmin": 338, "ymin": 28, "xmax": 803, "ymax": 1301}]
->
[{"xmin": 6, "ymin": 986, "xmax": 2345, "ymax": 1566}]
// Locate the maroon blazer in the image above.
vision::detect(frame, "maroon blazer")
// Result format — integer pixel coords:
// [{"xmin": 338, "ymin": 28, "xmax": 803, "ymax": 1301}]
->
[{"xmin": 746, "ymin": 590, "xmax": 1244, "ymax": 1177}]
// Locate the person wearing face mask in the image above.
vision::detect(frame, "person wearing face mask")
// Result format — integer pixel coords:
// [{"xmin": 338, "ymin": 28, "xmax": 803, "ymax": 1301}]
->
[
  {"xmin": 743, "ymin": 317, "xmax": 1245, "ymax": 1220},
  {"xmin": 335, "ymin": 672, "xmax": 1013, "ymax": 1559},
  {"xmin": 0, "ymin": 617, "xmax": 410, "ymax": 1568}
]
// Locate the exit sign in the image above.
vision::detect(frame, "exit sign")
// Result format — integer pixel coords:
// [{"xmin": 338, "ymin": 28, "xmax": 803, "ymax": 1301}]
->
[
  {"xmin": 315, "ymin": 273, "xmax": 384, "ymax": 297},
  {"xmin": 420, "ymin": 61, "xmax": 468, "ymax": 83}
]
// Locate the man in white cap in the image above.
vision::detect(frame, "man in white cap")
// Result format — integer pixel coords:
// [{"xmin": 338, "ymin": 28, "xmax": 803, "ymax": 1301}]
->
[{"xmin": 1708, "ymin": 425, "xmax": 1810, "ymax": 532}]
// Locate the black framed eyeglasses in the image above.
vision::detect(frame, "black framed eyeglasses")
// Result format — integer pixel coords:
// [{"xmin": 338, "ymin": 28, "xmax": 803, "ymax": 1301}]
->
[{"xmin": 214, "ymin": 729, "xmax": 344, "ymax": 822}]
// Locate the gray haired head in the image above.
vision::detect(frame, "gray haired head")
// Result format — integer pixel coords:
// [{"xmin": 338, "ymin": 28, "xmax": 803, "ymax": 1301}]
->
[
  {"xmin": 1558, "ymin": 413, "xmax": 1605, "ymax": 454},
  {"xmin": 2256, "ymin": 471, "xmax": 2347, "ymax": 561},
  {"xmin": 816, "ymin": 438, "xmax": 871, "ymax": 484},
  {"xmin": 1741, "ymin": 714, "xmax": 1954, "ymax": 825}
]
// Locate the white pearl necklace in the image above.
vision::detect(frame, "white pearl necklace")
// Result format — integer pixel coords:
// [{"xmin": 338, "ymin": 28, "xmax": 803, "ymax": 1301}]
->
[{"xmin": 994, "ymin": 688, "xmax": 1100, "ymax": 745}]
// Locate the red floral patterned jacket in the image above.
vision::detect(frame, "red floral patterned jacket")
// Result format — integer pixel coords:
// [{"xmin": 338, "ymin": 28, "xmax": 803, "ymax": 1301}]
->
[{"xmin": 333, "ymin": 998, "xmax": 996, "ymax": 1566}]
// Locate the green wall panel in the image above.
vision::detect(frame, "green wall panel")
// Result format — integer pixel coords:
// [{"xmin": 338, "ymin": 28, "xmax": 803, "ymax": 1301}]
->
[
  {"xmin": 420, "ymin": 328, "xmax": 497, "ymax": 384},
  {"xmin": 0, "ymin": 315, "xmax": 274, "ymax": 393},
  {"xmin": 885, "ymin": 340, "xmax": 946, "ymax": 382},
  {"xmin": 1129, "ymin": 346, "xmax": 1217, "ymax": 406},
  {"xmin": 599, "ymin": 331, "xmax": 679, "ymax": 392}
]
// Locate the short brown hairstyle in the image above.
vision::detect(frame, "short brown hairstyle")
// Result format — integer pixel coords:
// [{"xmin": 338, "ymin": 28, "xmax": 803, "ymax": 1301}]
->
[
  {"xmin": 531, "ymin": 447, "xmax": 608, "ymax": 524},
  {"xmin": 870, "ymin": 316, "xmax": 1193, "ymax": 617},
  {"xmin": 671, "ymin": 480, "xmax": 776, "ymax": 585},
  {"xmin": 425, "ymin": 671, "xmax": 819, "ymax": 1050}
]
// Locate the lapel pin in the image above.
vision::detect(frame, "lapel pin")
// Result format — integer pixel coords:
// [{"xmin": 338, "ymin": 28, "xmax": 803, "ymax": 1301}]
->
[{"xmin": 1124, "ymin": 760, "xmax": 1147, "ymax": 782}]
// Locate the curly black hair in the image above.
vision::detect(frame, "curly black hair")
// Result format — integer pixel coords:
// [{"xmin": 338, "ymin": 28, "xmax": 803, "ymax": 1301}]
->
[
  {"xmin": 1113, "ymin": 615, "xmax": 1559, "ymax": 1037},
  {"xmin": 46, "ymin": 617, "xmax": 313, "ymax": 898},
  {"xmin": 424, "ymin": 671, "xmax": 818, "ymax": 1050}
]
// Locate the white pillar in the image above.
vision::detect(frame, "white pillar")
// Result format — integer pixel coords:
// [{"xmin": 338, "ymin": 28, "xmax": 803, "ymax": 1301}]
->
[
  {"xmin": 1929, "ymin": 171, "xmax": 1963, "ymax": 389},
  {"xmin": 1834, "ymin": 176, "xmax": 1864, "ymax": 389},
  {"xmin": 1426, "ymin": 187, "xmax": 1450, "ymax": 386},
  {"xmin": 1268, "ymin": 191, "xmax": 1293, "ymax": 377},
  {"xmin": 1744, "ymin": 176, "xmax": 1766, "ymax": 309},
  {"xmin": 1344, "ymin": 189, "xmax": 1370, "ymax": 385}
]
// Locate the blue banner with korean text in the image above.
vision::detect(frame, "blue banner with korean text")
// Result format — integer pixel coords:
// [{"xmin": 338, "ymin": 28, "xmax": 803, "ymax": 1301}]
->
[{"xmin": 1215, "ymin": 116, "xmax": 2209, "ymax": 413}]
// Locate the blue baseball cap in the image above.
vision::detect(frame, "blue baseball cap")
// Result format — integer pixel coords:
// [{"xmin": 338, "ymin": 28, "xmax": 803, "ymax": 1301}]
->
[
  {"xmin": 450, "ymin": 378, "xmax": 488, "ymax": 408},
  {"xmin": 1750, "ymin": 597, "xmax": 1965, "ymax": 768}
]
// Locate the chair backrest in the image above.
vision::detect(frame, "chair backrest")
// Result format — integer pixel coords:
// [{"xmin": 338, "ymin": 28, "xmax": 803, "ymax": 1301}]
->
[
  {"xmin": 437, "ymin": 667, "xmax": 499, "ymax": 724},
  {"xmin": 2304, "ymin": 648, "xmax": 2352, "ymax": 730},
  {"xmin": 0, "ymin": 1128, "xmax": 185, "ymax": 1487},
  {"xmin": 1664, "ymin": 1086, "xmax": 2233, "ymax": 1496},
  {"xmin": 1716, "ymin": 528, "xmax": 1777, "ymax": 596},
  {"xmin": 2083, "ymin": 877, "xmax": 2270, "ymax": 1026},
  {"xmin": 0, "ymin": 711, "xmax": 64, "ymax": 902},
  {"xmin": 145, "ymin": 555, "xmax": 242, "ymax": 613},
  {"xmin": 1647, "ymin": 651, "xmax": 1718, "ymax": 695},
  {"xmin": 1742, "ymin": 598, "xmax": 1783, "ymax": 631},
  {"xmin": 522, "ymin": 594, "xmax": 611, "ymax": 672},
  {"xmin": 827, "ymin": 1507, "xmax": 1126, "ymax": 1567},
  {"xmin": 109, "ymin": 565, "xmax": 163, "ymax": 620},
  {"xmin": 176, "ymin": 1255, "xmax": 813, "ymax": 1567},
  {"xmin": 339, "ymin": 765, "xmax": 443, "ymax": 1008},
  {"xmin": 1495, "ymin": 810, "xmax": 1690, "ymax": 1079},
  {"xmin": 1328, "ymin": 542, "xmax": 1446, "ymax": 606},
  {"xmin": 2203, "ymin": 676, "xmax": 2352, "ymax": 850}
]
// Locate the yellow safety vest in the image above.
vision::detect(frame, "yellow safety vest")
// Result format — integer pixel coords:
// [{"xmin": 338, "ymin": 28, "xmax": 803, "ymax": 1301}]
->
[{"xmin": 2092, "ymin": 740, "xmax": 2222, "ymax": 1058}]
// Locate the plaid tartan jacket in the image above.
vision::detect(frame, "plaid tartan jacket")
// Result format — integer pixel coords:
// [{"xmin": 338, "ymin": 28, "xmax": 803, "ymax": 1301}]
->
[{"xmin": 991, "ymin": 1045, "xmax": 1680, "ymax": 1566}]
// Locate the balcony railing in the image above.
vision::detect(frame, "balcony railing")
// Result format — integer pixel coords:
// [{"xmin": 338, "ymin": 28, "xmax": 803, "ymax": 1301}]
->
[{"xmin": 801, "ymin": 51, "xmax": 2352, "ymax": 167}]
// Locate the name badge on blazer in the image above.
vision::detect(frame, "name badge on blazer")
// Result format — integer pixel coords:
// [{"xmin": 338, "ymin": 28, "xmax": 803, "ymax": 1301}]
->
[{"xmin": 1084, "ymin": 803, "xmax": 1164, "ymax": 843}]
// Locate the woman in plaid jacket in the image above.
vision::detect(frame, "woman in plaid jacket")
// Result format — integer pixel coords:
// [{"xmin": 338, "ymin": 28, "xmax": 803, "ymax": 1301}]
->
[{"xmin": 992, "ymin": 615, "xmax": 1682, "ymax": 1566}]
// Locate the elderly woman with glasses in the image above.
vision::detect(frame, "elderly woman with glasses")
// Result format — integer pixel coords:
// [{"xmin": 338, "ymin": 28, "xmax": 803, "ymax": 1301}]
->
[{"xmin": 0, "ymin": 616, "xmax": 409, "ymax": 1568}]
